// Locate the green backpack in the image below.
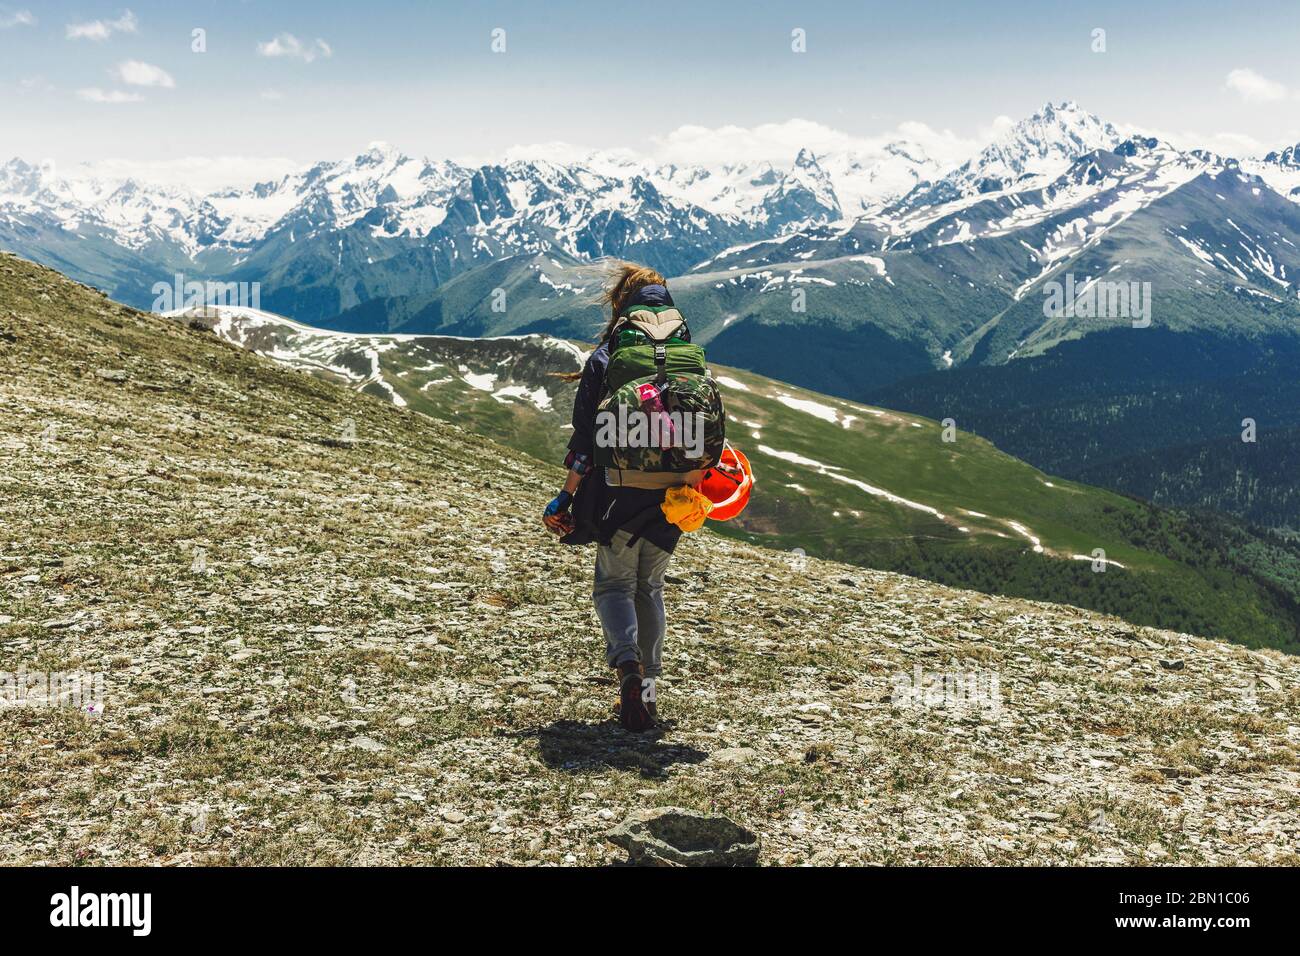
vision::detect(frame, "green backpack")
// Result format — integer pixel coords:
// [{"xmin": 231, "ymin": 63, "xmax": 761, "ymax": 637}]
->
[{"xmin": 593, "ymin": 305, "xmax": 726, "ymax": 476}]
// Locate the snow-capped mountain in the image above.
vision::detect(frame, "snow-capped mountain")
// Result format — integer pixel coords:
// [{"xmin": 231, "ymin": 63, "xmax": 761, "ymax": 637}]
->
[
  {"xmin": 891, "ymin": 135, "xmax": 1218, "ymax": 294},
  {"xmin": 693, "ymin": 133, "xmax": 1218, "ymax": 274},
  {"xmin": 1241, "ymin": 141, "xmax": 1300, "ymax": 202},
  {"xmin": 547, "ymin": 131, "xmax": 944, "ymax": 226},
  {"xmin": 1, "ymin": 142, "xmax": 845, "ymax": 264},
  {"xmin": 891, "ymin": 101, "xmax": 1122, "ymax": 219},
  {"xmin": 0, "ymin": 157, "xmax": 207, "ymax": 255},
  {"xmin": 0, "ymin": 123, "xmax": 947, "ymax": 290},
  {"xmin": 200, "ymin": 144, "xmax": 469, "ymax": 247},
  {"xmin": 819, "ymin": 139, "xmax": 949, "ymax": 217},
  {"xmin": 640, "ymin": 155, "xmax": 836, "ymax": 226},
  {"xmin": 4, "ymin": 101, "xmax": 1300, "ymax": 336}
]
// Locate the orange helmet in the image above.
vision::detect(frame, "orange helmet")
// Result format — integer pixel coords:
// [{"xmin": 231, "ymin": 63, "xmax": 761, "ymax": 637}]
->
[{"xmin": 698, "ymin": 443, "xmax": 754, "ymax": 521}]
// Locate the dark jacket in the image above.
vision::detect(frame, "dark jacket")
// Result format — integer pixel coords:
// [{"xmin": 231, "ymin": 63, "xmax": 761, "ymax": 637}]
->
[{"xmin": 567, "ymin": 338, "xmax": 682, "ymax": 555}]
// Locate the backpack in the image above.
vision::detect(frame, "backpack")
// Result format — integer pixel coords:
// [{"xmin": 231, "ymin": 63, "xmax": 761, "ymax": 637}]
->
[{"xmin": 592, "ymin": 304, "xmax": 726, "ymax": 477}]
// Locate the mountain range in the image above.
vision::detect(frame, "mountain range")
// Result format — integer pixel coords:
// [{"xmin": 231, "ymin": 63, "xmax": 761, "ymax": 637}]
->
[
  {"xmin": 0, "ymin": 124, "xmax": 924, "ymax": 318},
  {"xmin": 5, "ymin": 101, "xmax": 1299, "ymax": 356},
  {"xmin": 4, "ymin": 101, "xmax": 1300, "ymax": 530}
]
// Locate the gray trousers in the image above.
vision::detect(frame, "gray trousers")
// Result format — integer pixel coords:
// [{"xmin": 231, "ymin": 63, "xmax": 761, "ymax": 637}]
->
[{"xmin": 593, "ymin": 530, "xmax": 671, "ymax": 678}]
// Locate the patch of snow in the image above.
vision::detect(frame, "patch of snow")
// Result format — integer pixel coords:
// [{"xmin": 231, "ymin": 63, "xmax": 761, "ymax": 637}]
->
[
  {"xmin": 755, "ymin": 444, "xmax": 946, "ymax": 520},
  {"xmin": 776, "ymin": 395, "xmax": 840, "ymax": 424},
  {"xmin": 1006, "ymin": 520, "xmax": 1044, "ymax": 553},
  {"xmin": 460, "ymin": 369, "xmax": 498, "ymax": 392},
  {"xmin": 492, "ymin": 384, "xmax": 552, "ymax": 410},
  {"xmin": 1071, "ymin": 554, "xmax": 1126, "ymax": 569}
]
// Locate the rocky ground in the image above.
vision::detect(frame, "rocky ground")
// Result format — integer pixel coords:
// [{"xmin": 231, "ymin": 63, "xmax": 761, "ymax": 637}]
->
[{"xmin": 1, "ymin": 251, "xmax": 1298, "ymax": 865}]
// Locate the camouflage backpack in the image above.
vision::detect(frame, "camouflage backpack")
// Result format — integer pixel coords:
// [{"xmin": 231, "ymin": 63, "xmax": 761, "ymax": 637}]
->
[{"xmin": 592, "ymin": 304, "xmax": 725, "ymax": 479}]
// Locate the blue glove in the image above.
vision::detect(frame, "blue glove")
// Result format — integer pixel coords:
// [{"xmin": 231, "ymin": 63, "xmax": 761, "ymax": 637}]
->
[{"xmin": 543, "ymin": 490, "xmax": 574, "ymax": 535}]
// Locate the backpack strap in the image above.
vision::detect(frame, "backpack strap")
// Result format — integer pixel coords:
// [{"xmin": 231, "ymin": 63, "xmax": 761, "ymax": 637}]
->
[
  {"xmin": 619, "ymin": 498, "xmax": 670, "ymax": 548},
  {"xmin": 654, "ymin": 343, "xmax": 667, "ymax": 385}
]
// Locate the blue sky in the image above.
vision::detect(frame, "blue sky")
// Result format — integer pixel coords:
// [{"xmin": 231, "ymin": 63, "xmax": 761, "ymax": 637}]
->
[{"xmin": 2, "ymin": 0, "xmax": 1298, "ymax": 187}]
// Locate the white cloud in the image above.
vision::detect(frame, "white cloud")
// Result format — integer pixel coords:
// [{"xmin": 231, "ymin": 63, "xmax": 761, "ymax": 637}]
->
[
  {"xmin": 979, "ymin": 115, "xmax": 1017, "ymax": 142},
  {"xmin": 1119, "ymin": 121, "xmax": 1283, "ymax": 160},
  {"xmin": 1197, "ymin": 130, "xmax": 1269, "ymax": 156},
  {"xmin": 66, "ymin": 9, "xmax": 137, "ymax": 41},
  {"xmin": 260, "ymin": 90, "xmax": 285, "ymax": 101},
  {"xmin": 652, "ymin": 118, "xmax": 979, "ymax": 168},
  {"xmin": 1224, "ymin": 68, "xmax": 1289, "ymax": 103},
  {"xmin": 500, "ymin": 117, "xmax": 985, "ymax": 172},
  {"xmin": 115, "ymin": 60, "xmax": 175, "ymax": 88},
  {"xmin": 257, "ymin": 33, "xmax": 332, "ymax": 63},
  {"xmin": 0, "ymin": 8, "xmax": 36, "ymax": 29},
  {"xmin": 77, "ymin": 87, "xmax": 143, "ymax": 104},
  {"xmin": 72, "ymin": 155, "xmax": 306, "ymax": 191}
]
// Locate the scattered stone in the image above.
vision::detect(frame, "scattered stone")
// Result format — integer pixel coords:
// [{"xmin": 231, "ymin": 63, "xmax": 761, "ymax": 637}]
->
[
  {"xmin": 348, "ymin": 735, "xmax": 385, "ymax": 753},
  {"xmin": 95, "ymin": 368, "xmax": 128, "ymax": 383},
  {"xmin": 606, "ymin": 807, "xmax": 760, "ymax": 867},
  {"xmin": 1159, "ymin": 659, "xmax": 1185, "ymax": 671},
  {"xmin": 42, "ymin": 612, "xmax": 86, "ymax": 630},
  {"xmin": 710, "ymin": 747, "xmax": 758, "ymax": 765}
]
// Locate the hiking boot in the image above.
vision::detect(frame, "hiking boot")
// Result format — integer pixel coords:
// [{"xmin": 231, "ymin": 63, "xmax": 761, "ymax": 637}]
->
[
  {"xmin": 613, "ymin": 695, "xmax": 659, "ymax": 724},
  {"xmin": 616, "ymin": 661, "xmax": 654, "ymax": 732}
]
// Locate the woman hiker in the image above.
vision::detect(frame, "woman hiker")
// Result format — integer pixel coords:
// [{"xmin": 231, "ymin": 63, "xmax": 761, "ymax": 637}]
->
[{"xmin": 541, "ymin": 263, "xmax": 705, "ymax": 732}]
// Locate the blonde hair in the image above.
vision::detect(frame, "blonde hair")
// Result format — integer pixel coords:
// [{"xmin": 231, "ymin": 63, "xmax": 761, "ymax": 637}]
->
[
  {"xmin": 553, "ymin": 261, "xmax": 668, "ymax": 383},
  {"xmin": 598, "ymin": 261, "xmax": 666, "ymax": 343}
]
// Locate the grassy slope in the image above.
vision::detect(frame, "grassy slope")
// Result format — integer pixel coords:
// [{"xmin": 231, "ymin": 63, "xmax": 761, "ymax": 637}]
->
[
  {"xmin": 205, "ymin": 307, "xmax": 1300, "ymax": 653},
  {"xmin": 362, "ymin": 328, "xmax": 1300, "ymax": 651},
  {"xmin": 712, "ymin": 367, "xmax": 1300, "ymax": 653},
  {"xmin": 3, "ymin": 252, "xmax": 1299, "ymax": 866}
]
